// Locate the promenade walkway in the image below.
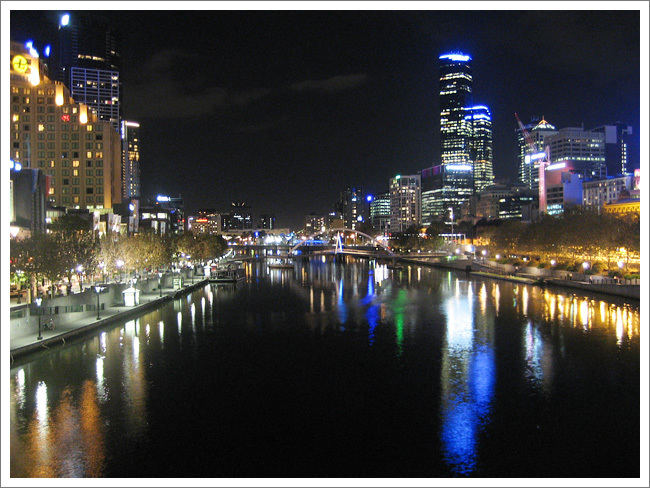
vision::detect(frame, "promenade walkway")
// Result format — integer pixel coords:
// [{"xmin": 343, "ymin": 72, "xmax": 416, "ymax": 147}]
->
[{"xmin": 10, "ymin": 276, "xmax": 209, "ymax": 360}]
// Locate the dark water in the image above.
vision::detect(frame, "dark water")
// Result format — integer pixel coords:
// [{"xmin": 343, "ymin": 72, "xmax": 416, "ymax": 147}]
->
[{"xmin": 10, "ymin": 257, "xmax": 640, "ymax": 477}]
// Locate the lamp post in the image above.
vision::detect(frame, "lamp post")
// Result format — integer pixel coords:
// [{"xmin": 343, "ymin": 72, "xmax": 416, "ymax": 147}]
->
[
  {"xmin": 158, "ymin": 272, "xmax": 163, "ymax": 297},
  {"xmin": 76, "ymin": 264, "xmax": 84, "ymax": 293},
  {"xmin": 94, "ymin": 285, "xmax": 105, "ymax": 320},
  {"xmin": 116, "ymin": 259, "xmax": 124, "ymax": 282},
  {"xmin": 35, "ymin": 296, "xmax": 43, "ymax": 340},
  {"xmin": 448, "ymin": 207, "xmax": 454, "ymax": 243},
  {"xmin": 98, "ymin": 262, "xmax": 106, "ymax": 284}
]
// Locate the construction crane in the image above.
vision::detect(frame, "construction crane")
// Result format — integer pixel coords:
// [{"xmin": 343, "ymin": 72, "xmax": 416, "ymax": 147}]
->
[{"xmin": 515, "ymin": 113, "xmax": 550, "ymax": 214}]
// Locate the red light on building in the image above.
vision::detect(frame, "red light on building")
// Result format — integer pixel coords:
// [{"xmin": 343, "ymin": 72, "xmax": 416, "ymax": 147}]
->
[{"xmin": 61, "ymin": 114, "xmax": 70, "ymax": 122}]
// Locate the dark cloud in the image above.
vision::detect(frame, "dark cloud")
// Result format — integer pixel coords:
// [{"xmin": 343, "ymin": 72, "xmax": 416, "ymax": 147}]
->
[
  {"xmin": 124, "ymin": 49, "xmax": 271, "ymax": 118},
  {"xmin": 290, "ymin": 74, "xmax": 369, "ymax": 92}
]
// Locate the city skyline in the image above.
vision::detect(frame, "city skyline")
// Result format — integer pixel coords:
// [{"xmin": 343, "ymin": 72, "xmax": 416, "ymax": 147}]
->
[{"xmin": 10, "ymin": 9, "xmax": 641, "ymax": 227}]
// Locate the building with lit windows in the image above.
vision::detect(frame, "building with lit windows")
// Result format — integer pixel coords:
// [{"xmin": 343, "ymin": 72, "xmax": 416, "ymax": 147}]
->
[
  {"xmin": 546, "ymin": 127, "xmax": 606, "ymax": 179},
  {"xmin": 544, "ymin": 161, "xmax": 583, "ymax": 215},
  {"xmin": 582, "ymin": 174, "xmax": 635, "ymax": 210},
  {"xmin": 335, "ymin": 186, "xmax": 369, "ymax": 230},
  {"xmin": 10, "ymin": 163, "xmax": 48, "ymax": 238},
  {"xmin": 121, "ymin": 120, "xmax": 140, "ymax": 200},
  {"xmin": 467, "ymin": 105, "xmax": 494, "ymax": 193},
  {"xmin": 437, "ymin": 52, "xmax": 475, "ymax": 219},
  {"xmin": 389, "ymin": 174, "xmax": 421, "ymax": 233},
  {"xmin": 304, "ymin": 213, "xmax": 326, "ymax": 234},
  {"xmin": 140, "ymin": 195, "xmax": 184, "ymax": 234},
  {"xmin": 591, "ymin": 123, "xmax": 633, "ymax": 176},
  {"xmin": 56, "ymin": 13, "xmax": 121, "ymax": 132},
  {"xmin": 370, "ymin": 192, "xmax": 391, "ymax": 234},
  {"xmin": 10, "ymin": 41, "xmax": 122, "ymax": 213},
  {"xmin": 189, "ymin": 209, "xmax": 222, "ymax": 234},
  {"xmin": 516, "ymin": 116, "xmax": 557, "ymax": 192},
  {"xmin": 228, "ymin": 202, "xmax": 253, "ymax": 230},
  {"xmin": 258, "ymin": 214, "xmax": 276, "ymax": 230}
]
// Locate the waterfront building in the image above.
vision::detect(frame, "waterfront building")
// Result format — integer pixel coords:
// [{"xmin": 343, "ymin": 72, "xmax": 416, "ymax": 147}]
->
[
  {"xmin": 591, "ymin": 123, "xmax": 634, "ymax": 176},
  {"xmin": 146, "ymin": 194, "xmax": 185, "ymax": 233},
  {"xmin": 56, "ymin": 12, "xmax": 121, "ymax": 132},
  {"xmin": 467, "ymin": 105, "xmax": 494, "ymax": 192},
  {"xmin": 516, "ymin": 116, "xmax": 557, "ymax": 192},
  {"xmin": 546, "ymin": 127, "xmax": 606, "ymax": 179},
  {"xmin": 10, "ymin": 41, "xmax": 122, "ymax": 213},
  {"xmin": 389, "ymin": 174, "xmax": 421, "ymax": 233},
  {"xmin": 304, "ymin": 213, "xmax": 326, "ymax": 234},
  {"xmin": 369, "ymin": 192, "xmax": 391, "ymax": 234},
  {"xmin": 335, "ymin": 186, "xmax": 368, "ymax": 230},
  {"xmin": 189, "ymin": 209, "xmax": 222, "ymax": 234}
]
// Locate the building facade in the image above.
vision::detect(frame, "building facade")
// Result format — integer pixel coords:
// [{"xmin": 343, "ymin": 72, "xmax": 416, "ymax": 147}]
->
[
  {"xmin": 516, "ymin": 117, "xmax": 557, "ymax": 192},
  {"xmin": 582, "ymin": 174, "xmax": 635, "ymax": 210},
  {"xmin": 258, "ymin": 214, "xmax": 276, "ymax": 230},
  {"xmin": 369, "ymin": 192, "xmax": 391, "ymax": 234},
  {"xmin": 10, "ymin": 164, "xmax": 48, "ymax": 237},
  {"xmin": 56, "ymin": 13, "xmax": 121, "ymax": 132},
  {"xmin": 546, "ymin": 127, "xmax": 606, "ymax": 179},
  {"xmin": 10, "ymin": 42, "xmax": 122, "ymax": 213},
  {"xmin": 467, "ymin": 105, "xmax": 494, "ymax": 192},
  {"xmin": 121, "ymin": 120, "xmax": 140, "ymax": 200},
  {"xmin": 389, "ymin": 174, "xmax": 421, "ymax": 233}
]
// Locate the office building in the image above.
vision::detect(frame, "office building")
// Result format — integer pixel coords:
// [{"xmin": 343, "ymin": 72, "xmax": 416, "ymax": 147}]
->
[
  {"xmin": 10, "ymin": 41, "xmax": 122, "ymax": 212},
  {"xmin": 121, "ymin": 120, "xmax": 140, "ymax": 200},
  {"xmin": 369, "ymin": 192, "xmax": 391, "ymax": 234},
  {"xmin": 304, "ymin": 214, "xmax": 326, "ymax": 234},
  {"xmin": 516, "ymin": 116, "xmax": 557, "ymax": 192},
  {"xmin": 582, "ymin": 174, "xmax": 635, "ymax": 210},
  {"xmin": 544, "ymin": 161, "xmax": 583, "ymax": 215},
  {"xmin": 57, "ymin": 13, "xmax": 121, "ymax": 131},
  {"xmin": 144, "ymin": 194, "xmax": 184, "ymax": 234},
  {"xmin": 228, "ymin": 202, "xmax": 253, "ymax": 230},
  {"xmin": 258, "ymin": 214, "xmax": 276, "ymax": 230},
  {"xmin": 467, "ymin": 105, "xmax": 494, "ymax": 192},
  {"xmin": 189, "ymin": 209, "xmax": 222, "ymax": 234},
  {"xmin": 335, "ymin": 186, "xmax": 369, "ymax": 230},
  {"xmin": 389, "ymin": 174, "xmax": 421, "ymax": 233},
  {"xmin": 546, "ymin": 127, "xmax": 606, "ymax": 179},
  {"xmin": 591, "ymin": 123, "xmax": 633, "ymax": 176}
]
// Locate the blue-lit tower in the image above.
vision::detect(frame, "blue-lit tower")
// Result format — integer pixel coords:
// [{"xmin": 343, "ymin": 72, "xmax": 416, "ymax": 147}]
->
[{"xmin": 467, "ymin": 105, "xmax": 494, "ymax": 192}]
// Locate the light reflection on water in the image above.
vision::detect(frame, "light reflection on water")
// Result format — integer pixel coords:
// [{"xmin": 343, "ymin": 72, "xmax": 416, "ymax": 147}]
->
[{"xmin": 9, "ymin": 257, "xmax": 639, "ymax": 477}]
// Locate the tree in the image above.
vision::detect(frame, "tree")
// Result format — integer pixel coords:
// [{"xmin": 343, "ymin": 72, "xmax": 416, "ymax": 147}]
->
[{"xmin": 50, "ymin": 214, "xmax": 98, "ymax": 289}]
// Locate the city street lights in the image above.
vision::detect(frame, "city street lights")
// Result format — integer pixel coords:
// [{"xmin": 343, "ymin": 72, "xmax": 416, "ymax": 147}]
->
[
  {"xmin": 35, "ymin": 296, "xmax": 43, "ymax": 340},
  {"xmin": 94, "ymin": 285, "xmax": 105, "ymax": 320},
  {"xmin": 158, "ymin": 272, "xmax": 163, "ymax": 297},
  {"xmin": 76, "ymin": 264, "xmax": 83, "ymax": 293},
  {"xmin": 98, "ymin": 262, "xmax": 106, "ymax": 284},
  {"xmin": 116, "ymin": 259, "xmax": 124, "ymax": 282}
]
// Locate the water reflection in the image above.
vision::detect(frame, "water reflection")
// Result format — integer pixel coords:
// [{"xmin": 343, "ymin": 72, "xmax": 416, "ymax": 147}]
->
[{"xmin": 9, "ymin": 257, "xmax": 639, "ymax": 477}]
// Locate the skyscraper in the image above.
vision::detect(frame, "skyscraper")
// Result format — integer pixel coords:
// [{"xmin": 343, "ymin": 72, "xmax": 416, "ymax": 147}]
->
[
  {"xmin": 516, "ymin": 116, "xmax": 557, "ymax": 192},
  {"xmin": 545, "ymin": 127, "xmax": 606, "ymax": 179},
  {"xmin": 467, "ymin": 105, "xmax": 494, "ymax": 192},
  {"xmin": 121, "ymin": 120, "xmax": 140, "ymax": 200},
  {"xmin": 591, "ymin": 123, "xmax": 633, "ymax": 176},
  {"xmin": 389, "ymin": 174, "xmax": 421, "ymax": 233},
  {"xmin": 435, "ymin": 52, "xmax": 476, "ymax": 220},
  {"xmin": 57, "ymin": 12, "xmax": 121, "ymax": 132}
]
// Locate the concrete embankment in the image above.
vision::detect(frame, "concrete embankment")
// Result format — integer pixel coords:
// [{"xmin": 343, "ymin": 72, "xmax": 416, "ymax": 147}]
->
[
  {"xmin": 10, "ymin": 277, "xmax": 209, "ymax": 361},
  {"xmin": 398, "ymin": 257, "xmax": 640, "ymax": 300}
]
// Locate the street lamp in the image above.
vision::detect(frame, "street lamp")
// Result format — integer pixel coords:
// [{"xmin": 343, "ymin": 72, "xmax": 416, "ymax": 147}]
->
[
  {"xmin": 76, "ymin": 264, "xmax": 83, "ymax": 293},
  {"xmin": 94, "ymin": 285, "xmax": 105, "ymax": 320},
  {"xmin": 116, "ymin": 259, "xmax": 124, "ymax": 282},
  {"xmin": 35, "ymin": 296, "xmax": 43, "ymax": 340},
  {"xmin": 448, "ymin": 207, "xmax": 455, "ymax": 242},
  {"xmin": 582, "ymin": 262, "xmax": 590, "ymax": 271},
  {"xmin": 617, "ymin": 260, "xmax": 625, "ymax": 269},
  {"xmin": 158, "ymin": 272, "xmax": 163, "ymax": 297},
  {"xmin": 98, "ymin": 262, "xmax": 106, "ymax": 284},
  {"xmin": 550, "ymin": 259, "xmax": 556, "ymax": 267}
]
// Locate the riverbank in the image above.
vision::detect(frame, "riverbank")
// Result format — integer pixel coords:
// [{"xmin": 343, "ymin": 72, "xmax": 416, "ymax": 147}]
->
[
  {"xmin": 10, "ymin": 277, "xmax": 209, "ymax": 361},
  {"xmin": 399, "ymin": 256, "xmax": 640, "ymax": 300}
]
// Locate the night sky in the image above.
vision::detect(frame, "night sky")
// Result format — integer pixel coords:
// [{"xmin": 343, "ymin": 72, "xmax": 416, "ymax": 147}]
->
[{"xmin": 11, "ymin": 9, "xmax": 641, "ymax": 228}]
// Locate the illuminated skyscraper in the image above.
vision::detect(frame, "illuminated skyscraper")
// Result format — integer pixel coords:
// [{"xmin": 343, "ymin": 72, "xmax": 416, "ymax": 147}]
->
[
  {"xmin": 435, "ymin": 53, "xmax": 477, "ymax": 220},
  {"xmin": 121, "ymin": 120, "xmax": 140, "ymax": 200},
  {"xmin": 57, "ymin": 12, "xmax": 121, "ymax": 132},
  {"xmin": 467, "ymin": 105, "xmax": 494, "ymax": 193},
  {"xmin": 516, "ymin": 117, "xmax": 557, "ymax": 192}
]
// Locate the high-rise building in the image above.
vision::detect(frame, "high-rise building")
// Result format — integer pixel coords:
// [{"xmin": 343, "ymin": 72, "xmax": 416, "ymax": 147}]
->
[
  {"xmin": 369, "ymin": 192, "xmax": 391, "ymax": 234},
  {"xmin": 189, "ymin": 208, "xmax": 222, "ymax": 234},
  {"xmin": 545, "ymin": 127, "xmax": 606, "ymax": 179},
  {"xmin": 10, "ymin": 41, "xmax": 122, "ymax": 212},
  {"xmin": 304, "ymin": 213, "xmax": 326, "ymax": 234},
  {"xmin": 56, "ymin": 13, "xmax": 121, "ymax": 132},
  {"xmin": 10, "ymin": 163, "xmax": 48, "ymax": 237},
  {"xmin": 435, "ymin": 52, "xmax": 482, "ymax": 220},
  {"xmin": 335, "ymin": 186, "xmax": 369, "ymax": 229},
  {"xmin": 121, "ymin": 120, "xmax": 140, "ymax": 200},
  {"xmin": 516, "ymin": 116, "xmax": 557, "ymax": 192},
  {"xmin": 228, "ymin": 202, "xmax": 252, "ymax": 230},
  {"xmin": 389, "ymin": 174, "xmax": 421, "ymax": 233},
  {"xmin": 467, "ymin": 105, "xmax": 494, "ymax": 192},
  {"xmin": 591, "ymin": 123, "xmax": 633, "ymax": 176}
]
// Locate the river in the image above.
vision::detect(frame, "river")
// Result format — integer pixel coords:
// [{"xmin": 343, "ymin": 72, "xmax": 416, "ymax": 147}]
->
[{"xmin": 9, "ymin": 257, "xmax": 640, "ymax": 477}]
